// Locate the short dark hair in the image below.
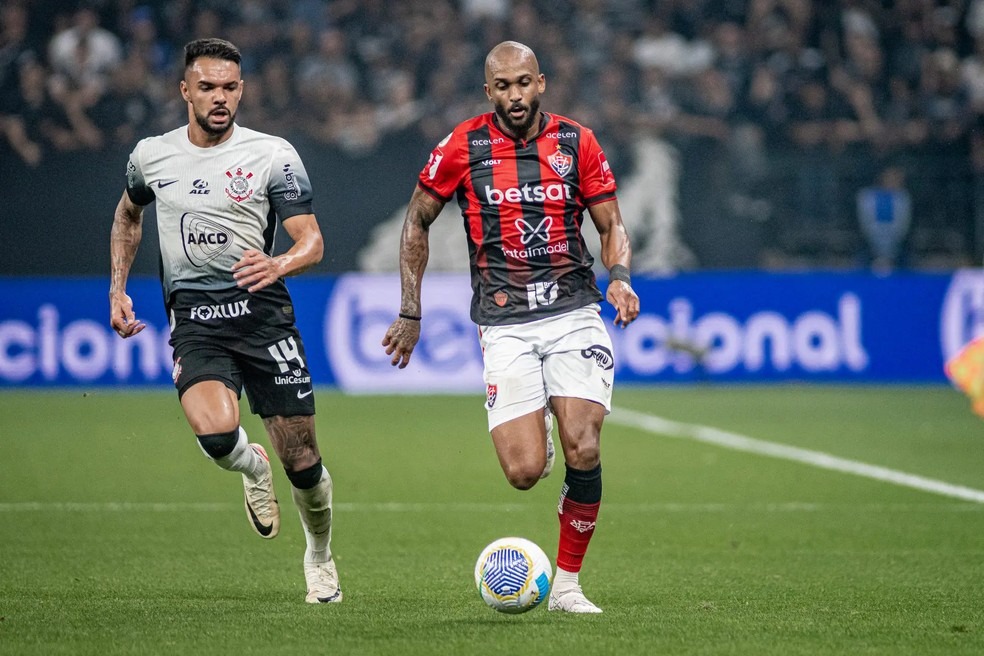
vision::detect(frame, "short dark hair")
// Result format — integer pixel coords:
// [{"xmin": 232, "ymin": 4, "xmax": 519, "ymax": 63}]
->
[{"xmin": 184, "ymin": 38, "xmax": 241, "ymax": 69}]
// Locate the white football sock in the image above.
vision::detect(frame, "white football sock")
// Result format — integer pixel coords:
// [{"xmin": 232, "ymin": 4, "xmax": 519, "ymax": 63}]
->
[
  {"xmin": 291, "ymin": 466, "xmax": 334, "ymax": 564},
  {"xmin": 553, "ymin": 567, "xmax": 580, "ymax": 592},
  {"xmin": 212, "ymin": 427, "xmax": 265, "ymax": 480}
]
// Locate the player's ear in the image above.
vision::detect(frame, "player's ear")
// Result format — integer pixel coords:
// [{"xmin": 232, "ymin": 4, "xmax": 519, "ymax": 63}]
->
[
  {"xmin": 179, "ymin": 79, "xmax": 190, "ymax": 102},
  {"xmin": 484, "ymin": 83, "xmax": 492, "ymax": 102},
  {"xmin": 538, "ymin": 74, "xmax": 545, "ymax": 93}
]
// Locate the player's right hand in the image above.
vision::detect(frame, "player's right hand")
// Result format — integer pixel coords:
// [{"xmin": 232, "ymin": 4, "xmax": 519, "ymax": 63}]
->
[
  {"xmin": 382, "ymin": 318, "xmax": 421, "ymax": 369},
  {"xmin": 109, "ymin": 290, "xmax": 147, "ymax": 339}
]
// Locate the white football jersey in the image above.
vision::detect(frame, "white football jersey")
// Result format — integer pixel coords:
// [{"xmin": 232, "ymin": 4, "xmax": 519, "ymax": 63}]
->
[{"xmin": 125, "ymin": 124, "xmax": 315, "ymax": 300}]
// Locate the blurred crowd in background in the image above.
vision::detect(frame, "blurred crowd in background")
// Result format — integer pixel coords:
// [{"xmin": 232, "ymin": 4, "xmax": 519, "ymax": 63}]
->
[{"xmin": 2, "ymin": 0, "xmax": 984, "ymax": 271}]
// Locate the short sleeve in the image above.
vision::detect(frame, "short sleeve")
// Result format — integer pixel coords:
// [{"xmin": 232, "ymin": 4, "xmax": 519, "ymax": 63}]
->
[
  {"xmin": 417, "ymin": 131, "xmax": 466, "ymax": 203},
  {"xmin": 578, "ymin": 128, "xmax": 617, "ymax": 206},
  {"xmin": 125, "ymin": 143, "xmax": 155, "ymax": 206},
  {"xmin": 269, "ymin": 141, "xmax": 314, "ymax": 221}
]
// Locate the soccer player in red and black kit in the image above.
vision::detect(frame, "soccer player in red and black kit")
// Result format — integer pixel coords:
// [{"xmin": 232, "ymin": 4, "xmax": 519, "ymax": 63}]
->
[{"xmin": 383, "ymin": 41, "xmax": 640, "ymax": 613}]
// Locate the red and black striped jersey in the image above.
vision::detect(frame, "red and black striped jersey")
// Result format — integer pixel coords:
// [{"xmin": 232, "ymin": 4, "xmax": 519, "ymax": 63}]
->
[{"xmin": 417, "ymin": 112, "xmax": 617, "ymax": 326}]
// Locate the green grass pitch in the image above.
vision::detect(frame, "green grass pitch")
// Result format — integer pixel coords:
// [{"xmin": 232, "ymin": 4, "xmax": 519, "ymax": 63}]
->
[{"xmin": 2, "ymin": 385, "xmax": 984, "ymax": 655}]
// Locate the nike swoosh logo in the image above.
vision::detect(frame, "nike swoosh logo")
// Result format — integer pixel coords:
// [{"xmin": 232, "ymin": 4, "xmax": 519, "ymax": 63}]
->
[
  {"xmin": 157, "ymin": 179, "xmax": 179, "ymax": 188},
  {"xmin": 297, "ymin": 389, "xmax": 313, "ymax": 399},
  {"xmin": 245, "ymin": 500, "xmax": 275, "ymax": 537},
  {"xmin": 313, "ymin": 509, "xmax": 332, "ymax": 535}
]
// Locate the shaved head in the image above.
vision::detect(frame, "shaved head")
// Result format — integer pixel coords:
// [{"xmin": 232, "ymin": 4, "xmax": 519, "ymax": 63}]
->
[
  {"xmin": 483, "ymin": 41, "xmax": 545, "ymax": 139},
  {"xmin": 485, "ymin": 41, "xmax": 540, "ymax": 82}
]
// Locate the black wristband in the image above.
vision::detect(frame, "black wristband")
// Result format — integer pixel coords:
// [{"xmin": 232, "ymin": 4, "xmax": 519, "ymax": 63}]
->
[
  {"xmin": 399, "ymin": 312, "xmax": 421, "ymax": 321},
  {"xmin": 609, "ymin": 264, "xmax": 631, "ymax": 285}
]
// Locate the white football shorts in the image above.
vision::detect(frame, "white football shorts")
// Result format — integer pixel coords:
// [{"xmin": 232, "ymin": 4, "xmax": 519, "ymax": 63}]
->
[{"xmin": 479, "ymin": 304, "xmax": 615, "ymax": 431}]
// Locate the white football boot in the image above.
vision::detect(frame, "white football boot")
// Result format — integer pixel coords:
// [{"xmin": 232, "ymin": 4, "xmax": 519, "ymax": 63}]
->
[
  {"xmin": 304, "ymin": 558, "xmax": 343, "ymax": 603},
  {"xmin": 540, "ymin": 408, "xmax": 556, "ymax": 480},
  {"xmin": 242, "ymin": 444, "xmax": 280, "ymax": 539},
  {"xmin": 548, "ymin": 585, "xmax": 603, "ymax": 613}
]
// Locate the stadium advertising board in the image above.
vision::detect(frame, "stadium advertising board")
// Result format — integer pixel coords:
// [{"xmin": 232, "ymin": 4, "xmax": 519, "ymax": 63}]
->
[{"xmin": 0, "ymin": 271, "xmax": 969, "ymax": 389}]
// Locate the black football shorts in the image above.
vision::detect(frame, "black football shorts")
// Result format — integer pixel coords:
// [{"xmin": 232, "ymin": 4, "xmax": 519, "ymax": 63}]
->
[{"xmin": 167, "ymin": 286, "xmax": 316, "ymax": 418}]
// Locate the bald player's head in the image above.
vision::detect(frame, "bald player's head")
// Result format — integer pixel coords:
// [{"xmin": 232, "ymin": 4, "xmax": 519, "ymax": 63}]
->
[
  {"xmin": 485, "ymin": 41, "xmax": 540, "ymax": 81},
  {"xmin": 483, "ymin": 41, "xmax": 545, "ymax": 139}
]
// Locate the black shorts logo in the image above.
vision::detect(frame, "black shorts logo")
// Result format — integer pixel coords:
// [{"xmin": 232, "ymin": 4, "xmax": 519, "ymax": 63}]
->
[{"xmin": 581, "ymin": 345, "xmax": 614, "ymax": 371}]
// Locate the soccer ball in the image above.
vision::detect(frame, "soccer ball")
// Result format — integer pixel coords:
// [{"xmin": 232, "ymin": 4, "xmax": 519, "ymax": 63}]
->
[{"xmin": 474, "ymin": 537, "xmax": 552, "ymax": 614}]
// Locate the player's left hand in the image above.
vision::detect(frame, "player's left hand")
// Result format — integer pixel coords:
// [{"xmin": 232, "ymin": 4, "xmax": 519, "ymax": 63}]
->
[
  {"xmin": 607, "ymin": 280, "xmax": 640, "ymax": 328},
  {"xmin": 233, "ymin": 249, "xmax": 285, "ymax": 293}
]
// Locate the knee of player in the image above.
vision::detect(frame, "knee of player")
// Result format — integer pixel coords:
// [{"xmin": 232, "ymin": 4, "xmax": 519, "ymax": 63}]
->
[
  {"xmin": 197, "ymin": 429, "xmax": 240, "ymax": 459},
  {"xmin": 188, "ymin": 414, "xmax": 240, "ymax": 438},
  {"xmin": 560, "ymin": 434, "xmax": 600, "ymax": 469},
  {"xmin": 503, "ymin": 463, "xmax": 542, "ymax": 490}
]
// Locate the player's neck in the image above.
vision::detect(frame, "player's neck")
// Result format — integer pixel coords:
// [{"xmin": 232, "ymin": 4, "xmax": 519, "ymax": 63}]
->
[{"xmin": 186, "ymin": 122, "xmax": 236, "ymax": 148}]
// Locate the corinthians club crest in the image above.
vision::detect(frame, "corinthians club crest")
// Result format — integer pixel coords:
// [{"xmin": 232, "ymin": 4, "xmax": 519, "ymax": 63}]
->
[{"xmin": 225, "ymin": 166, "xmax": 254, "ymax": 202}]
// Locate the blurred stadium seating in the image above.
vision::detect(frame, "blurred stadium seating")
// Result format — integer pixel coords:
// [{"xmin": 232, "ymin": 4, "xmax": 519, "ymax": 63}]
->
[{"xmin": 2, "ymin": 0, "xmax": 983, "ymax": 273}]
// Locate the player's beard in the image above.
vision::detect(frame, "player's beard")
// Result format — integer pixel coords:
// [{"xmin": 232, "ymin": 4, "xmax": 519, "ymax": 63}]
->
[
  {"xmin": 495, "ymin": 97, "xmax": 540, "ymax": 137},
  {"xmin": 194, "ymin": 107, "xmax": 236, "ymax": 136}
]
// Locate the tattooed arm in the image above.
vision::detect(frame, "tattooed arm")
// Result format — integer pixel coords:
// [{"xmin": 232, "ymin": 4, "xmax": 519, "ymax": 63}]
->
[
  {"xmin": 109, "ymin": 190, "xmax": 148, "ymax": 339},
  {"xmin": 381, "ymin": 185, "xmax": 446, "ymax": 368}
]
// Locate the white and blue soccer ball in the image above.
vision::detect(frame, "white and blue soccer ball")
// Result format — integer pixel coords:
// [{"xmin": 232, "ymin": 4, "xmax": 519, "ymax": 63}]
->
[{"xmin": 474, "ymin": 537, "xmax": 552, "ymax": 614}]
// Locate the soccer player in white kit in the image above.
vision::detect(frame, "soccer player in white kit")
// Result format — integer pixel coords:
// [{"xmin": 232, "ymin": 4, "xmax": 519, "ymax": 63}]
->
[
  {"xmin": 109, "ymin": 38, "xmax": 340, "ymax": 604},
  {"xmin": 383, "ymin": 41, "xmax": 640, "ymax": 613}
]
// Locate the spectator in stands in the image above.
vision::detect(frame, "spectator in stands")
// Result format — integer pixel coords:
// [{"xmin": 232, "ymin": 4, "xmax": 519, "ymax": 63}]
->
[
  {"xmin": 374, "ymin": 69, "xmax": 423, "ymax": 135},
  {"xmin": 0, "ymin": 2, "xmax": 39, "ymax": 165},
  {"xmin": 4, "ymin": 0, "xmax": 984, "ymax": 269},
  {"xmin": 0, "ymin": 2, "xmax": 35, "ymax": 106},
  {"xmin": 123, "ymin": 5, "xmax": 171, "ymax": 78},
  {"xmin": 12, "ymin": 58, "xmax": 99, "ymax": 155},
  {"xmin": 47, "ymin": 3, "xmax": 122, "ymax": 109},
  {"xmin": 913, "ymin": 47, "xmax": 973, "ymax": 260},
  {"xmin": 243, "ymin": 55, "xmax": 299, "ymax": 137},
  {"xmin": 88, "ymin": 53, "xmax": 155, "ymax": 147},
  {"xmin": 633, "ymin": 14, "xmax": 691, "ymax": 77},
  {"xmin": 857, "ymin": 165, "xmax": 912, "ymax": 271},
  {"xmin": 784, "ymin": 69, "xmax": 843, "ymax": 255}
]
